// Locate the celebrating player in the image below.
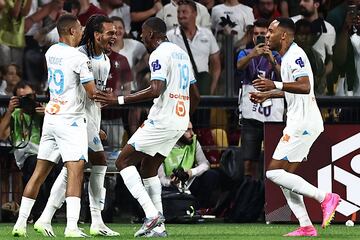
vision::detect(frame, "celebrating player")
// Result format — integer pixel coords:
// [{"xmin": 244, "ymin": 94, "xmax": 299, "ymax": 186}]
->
[
  {"xmin": 95, "ymin": 17, "xmax": 200, "ymax": 237},
  {"xmin": 249, "ymin": 17, "xmax": 340, "ymax": 237},
  {"xmin": 33, "ymin": 15, "xmax": 119, "ymax": 237},
  {"xmin": 12, "ymin": 14, "xmax": 97, "ymax": 237}
]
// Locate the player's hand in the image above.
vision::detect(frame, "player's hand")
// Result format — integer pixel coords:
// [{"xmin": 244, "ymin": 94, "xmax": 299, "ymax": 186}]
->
[
  {"xmin": 170, "ymin": 174, "xmax": 180, "ymax": 186},
  {"xmin": 249, "ymin": 91, "xmax": 270, "ymax": 104},
  {"xmin": 35, "ymin": 103, "xmax": 45, "ymax": 115},
  {"xmin": 99, "ymin": 129, "xmax": 107, "ymax": 141},
  {"xmin": 8, "ymin": 96, "xmax": 19, "ymax": 113},
  {"xmin": 253, "ymin": 76, "xmax": 276, "ymax": 92},
  {"xmin": 94, "ymin": 90, "xmax": 118, "ymax": 106},
  {"xmin": 263, "ymin": 47, "xmax": 276, "ymax": 65}
]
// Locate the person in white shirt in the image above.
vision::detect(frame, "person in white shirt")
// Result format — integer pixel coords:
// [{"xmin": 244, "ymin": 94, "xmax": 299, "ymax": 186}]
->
[
  {"xmin": 167, "ymin": 0, "xmax": 220, "ymax": 95},
  {"xmin": 211, "ymin": 0, "xmax": 255, "ymax": 48},
  {"xmin": 33, "ymin": 15, "xmax": 120, "ymax": 238},
  {"xmin": 350, "ymin": 22, "xmax": 360, "ymax": 96},
  {"xmin": 291, "ymin": 0, "xmax": 336, "ymax": 92},
  {"xmin": 95, "ymin": 17, "xmax": 200, "ymax": 237},
  {"xmin": 12, "ymin": 14, "xmax": 97, "ymax": 238},
  {"xmin": 156, "ymin": 0, "xmax": 211, "ymax": 30},
  {"xmin": 249, "ymin": 18, "xmax": 340, "ymax": 237}
]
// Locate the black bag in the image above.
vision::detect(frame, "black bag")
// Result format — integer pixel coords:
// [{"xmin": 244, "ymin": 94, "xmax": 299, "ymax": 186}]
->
[
  {"xmin": 219, "ymin": 147, "xmax": 244, "ymax": 182},
  {"xmin": 162, "ymin": 190, "xmax": 200, "ymax": 223},
  {"xmin": 224, "ymin": 176, "xmax": 265, "ymax": 223},
  {"xmin": 196, "ymin": 71, "xmax": 212, "ymax": 95}
]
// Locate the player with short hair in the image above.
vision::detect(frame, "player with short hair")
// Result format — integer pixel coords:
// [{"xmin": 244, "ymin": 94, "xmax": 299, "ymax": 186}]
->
[
  {"xmin": 95, "ymin": 17, "xmax": 200, "ymax": 237},
  {"xmin": 12, "ymin": 14, "xmax": 97, "ymax": 238},
  {"xmin": 249, "ymin": 17, "xmax": 340, "ymax": 237},
  {"xmin": 33, "ymin": 15, "xmax": 120, "ymax": 237}
]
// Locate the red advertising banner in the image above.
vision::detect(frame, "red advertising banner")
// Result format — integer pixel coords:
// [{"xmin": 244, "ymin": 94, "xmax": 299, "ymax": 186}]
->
[{"xmin": 264, "ymin": 123, "xmax": 360, "ymax": 223}]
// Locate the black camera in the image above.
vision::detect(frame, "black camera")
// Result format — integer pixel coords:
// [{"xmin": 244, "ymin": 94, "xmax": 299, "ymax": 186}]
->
[
  {"xmin": 172, "ymin": 167, "xmax": 190, "ymax": 184},
  {"xmin": 256, "ymin": 35, "xmax": 266, "ymax": 45},
  {"xmin": 19, "ymin": 95, "xmax": 37, "ymax": 114}
]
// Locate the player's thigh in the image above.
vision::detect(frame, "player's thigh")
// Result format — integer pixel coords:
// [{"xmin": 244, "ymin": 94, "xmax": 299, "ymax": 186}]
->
[
  {"xmin": 116, "ymin": 144, "xmax": 147, "ymax": 170},
  {"xmin": 37, "ymin": 124, "xmax": 62, "ymax": 164},
  {"xmin": 140, "ymin": 153, "xmax": 166, "ymax": 178},
  {"xmin": 89, "ymin": 151, "xmax": 106, "ymax": 166}
]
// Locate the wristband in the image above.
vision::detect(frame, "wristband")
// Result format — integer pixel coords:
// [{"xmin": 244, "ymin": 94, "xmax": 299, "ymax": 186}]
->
[
  {"xmin": 117, "ymin": 96, "xmax": 125, "ymax": 105},
  {"xmin": 274, "ymin": 81, "xmax": 283, "ymax": 90}
]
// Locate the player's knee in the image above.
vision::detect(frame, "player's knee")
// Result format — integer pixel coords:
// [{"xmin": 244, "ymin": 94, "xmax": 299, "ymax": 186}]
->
[
  {"xmin": 115, "ymin": 158, "xmax": 127, "ymax": 171},
  {"xmin": 266, "ymin": 169, "xmax": 286, "ymax": 183}
]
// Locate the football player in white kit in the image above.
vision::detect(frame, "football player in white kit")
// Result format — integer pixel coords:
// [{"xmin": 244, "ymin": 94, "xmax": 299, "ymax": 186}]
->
[
  {"xmin": 249, "ymin": 18, "xmax": 340, "ymax": 237},
  {"xmin": 12, "ymin": 14, "xmax": 97, "ymax": 238},
  {"xmin": 95, "ymin": 17, "xmax": 200, "ymax": 237},
  {"xmin": 33, "ymin": 15, "xmax": 119, "ymax": 237}
]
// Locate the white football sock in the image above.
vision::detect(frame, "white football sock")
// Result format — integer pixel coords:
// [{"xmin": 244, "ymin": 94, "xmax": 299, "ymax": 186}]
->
[
  {"xmin": 120, "ymin": 166, "xmax": 158, "ymax": 218},
  {"xmin": 66, "ymin": 196, "xmax": 81, "ymax": 230},
  {"xmin": 143, "ymin": 176, "xmax": 165, "ymax": 232},
  {"xmin": 14, "ymin": 197, "xmax": 35, "ymax": 228},
  {"xmin": 37, "ymin": 167, "xmax": 67, "ymax": 224},
  {"xmin": 266, "ymin": 169, "xmax": 326, "ymax": 203},
  {"xmin": 281, "ymin": 187, "xmax": 312, "ymax": 227},
  {"xmin": 89, "ymin": 165, "xmax": 107, "ymax": 226}
]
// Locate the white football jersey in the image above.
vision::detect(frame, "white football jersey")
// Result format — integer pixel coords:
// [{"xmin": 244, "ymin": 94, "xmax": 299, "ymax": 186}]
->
[
  {"xmin": 147, "ymin": 41, "xmax": 196, "ymax": 130},
  {"xmin": 281, "ymin": 43, "xmax": 324, "ymax": 132},
  {"xmin": 78, "ymin": 45, "xmax": 111, "ymax": 131},
  {"xmin": 44, "ymin": 42, "xmax": 94, "ymax": 122}
]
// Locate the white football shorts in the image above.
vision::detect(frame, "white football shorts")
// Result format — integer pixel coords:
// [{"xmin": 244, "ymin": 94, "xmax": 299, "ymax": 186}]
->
[
  {"xmin": 37, "ymin": 117, "xmax": 88, "ymax": 162},
  {"xmin": 128, "ymin": 120, "xmax": 185, "ymax": 157},
  {"xmin": 272, "ymin": 126, "xmax": 321, "ymax": 162},
  {"xmin": 87, "ymin": 116, "xmax": 104, "ymax": 152}
]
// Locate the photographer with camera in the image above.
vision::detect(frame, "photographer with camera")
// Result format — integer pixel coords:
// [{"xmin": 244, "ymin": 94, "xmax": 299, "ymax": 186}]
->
[
  {"xmin": 158, "ymin": 122, "xmax": 219, "ymax": 209},
  {"xmin": 0, "ymin": 81, "xmax": 61, "ymax": 220},
  {"xmin": 236, "ymin": 18, "xmax": 284, "ymax": 179}
]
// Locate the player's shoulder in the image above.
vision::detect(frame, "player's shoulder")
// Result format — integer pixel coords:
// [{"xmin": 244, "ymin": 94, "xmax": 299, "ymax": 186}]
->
[{"xmin": 286, "ymin": 43, "xmax": 307, "ymax": 60}]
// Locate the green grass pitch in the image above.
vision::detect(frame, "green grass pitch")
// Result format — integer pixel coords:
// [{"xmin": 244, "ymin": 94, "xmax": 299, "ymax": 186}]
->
[{"xmin": 1, "ymin": 223, "xmax": 359, "ymax": 239}]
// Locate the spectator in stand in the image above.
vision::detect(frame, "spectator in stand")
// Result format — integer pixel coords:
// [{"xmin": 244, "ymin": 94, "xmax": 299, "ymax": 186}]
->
[
  {"xmin": 0, "ymin": 0, "xmax": 33, "ymax": 68},
  {"xmin": 0, "ymin": 81, "xmax": 62, "ymax": 221},
  {"xmin": 349, "ymin": 8, "xmax": 360, "ymax": 96},
  {"xmin": 0, "ymin": 0, "xmax": 5, "ymax": 12},
  {"xmin": 95, "ymin": 0, "xmax": 131, "ymax": 35},
  {"xmin": 158, "ymin": 122, "xmax": 219, "ymax": 209},
  {"xmin": 291, "ymin": 0, "xmax": 336, "ymax": 96},
  {"xmin": 253, "ymin": 0, "xmax": 282, "ymax": 22},
  {"xmin": 279, "ymin": 0, "xmax": 301, "ymax": 17},
  {"xmin": 167, "ymin": 0, "xmax": 221, "ymax": 95},
  {"xmin": 78, "ymin": 0, "xmax": 107, "ymax": 26},
  {"xmin": 211, "ymin": 0, "xmax": 255, "ymax": 48},
  {"xmin": 295, "ymin": 19, "xmax": 325, "ymax": 94},
  {"xmin": 129, "ymin": 0, "xmax": 163, "ymax": 39},
  {"xmin": 0, "ymin": 64, "xmax": 22, "ymax": 96},
  {"xmin": 156, "ymin": 0, "xmax": 211, "ymax": 31},
  {"xmin": 326, "ymin": 0, "xmax": 359, "ymax": 96},
  {"xmin": 236, "ymin": 18, "xmax": 284, "ymax": 178},
  {"xmin": 196, "ymin": 0, "xmax": 218, "ymax": 14}
]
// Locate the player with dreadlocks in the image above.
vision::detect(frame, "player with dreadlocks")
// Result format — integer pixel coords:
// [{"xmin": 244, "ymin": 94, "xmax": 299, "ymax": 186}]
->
[{"xmin": 33, "ymin": 14, "xmax": 119, "ymax": 237}]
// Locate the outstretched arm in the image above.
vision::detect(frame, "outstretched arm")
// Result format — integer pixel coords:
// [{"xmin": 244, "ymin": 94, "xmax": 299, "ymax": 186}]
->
[{"xmin": 253, "ymin": 76, "xmax": 310, "ymax": 94}]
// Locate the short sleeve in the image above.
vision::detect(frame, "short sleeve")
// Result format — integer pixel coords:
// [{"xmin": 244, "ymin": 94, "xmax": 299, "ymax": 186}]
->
[
  {"xmin": 74, "ymin": 53, "xmax": 94, "ymax": 84},
  {"xmin": 288, "ymin": 51, "xmax": 309, "ymax": 81},
  {"xmin": 207, "ymin": 30, "xmax": 220, "ymax": 55},
  {"xmin": 149, "ymin": 50, "xmax": 168, "ymax": 82},
  {"xmin": 237, "ymin": 49, "xmax": 247, "ymax": 62}
]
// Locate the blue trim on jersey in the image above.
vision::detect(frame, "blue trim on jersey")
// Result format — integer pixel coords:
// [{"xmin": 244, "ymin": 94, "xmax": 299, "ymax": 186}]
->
[
  {"xmin": 151, "ymin": 77, "xmax": 166, "ymax": 81},
  {"xmin": 190, "ymin": 79, "xmax": 196, "ymax": 84},
  {"xmin": 293, "ymin": 73, "xmax": 309, "ymax": 80},
  {"xmin": 93, "ymin": 54, "xmax": 104, "ymax": 60},
  {"xmin": 57, "ymin": 42, "xmax": 70, "ymax": 47},
  {"xmin": 81, "ymin": 77, "xmax": 94, "ymax": 84}
]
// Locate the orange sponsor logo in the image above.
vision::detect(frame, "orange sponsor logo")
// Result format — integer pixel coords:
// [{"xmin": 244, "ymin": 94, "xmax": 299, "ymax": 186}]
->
[{"xmin": 282, "ymin": 134, "xmax": 290, "ymax": 142}]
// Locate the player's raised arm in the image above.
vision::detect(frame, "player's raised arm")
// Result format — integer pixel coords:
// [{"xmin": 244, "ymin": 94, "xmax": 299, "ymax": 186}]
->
[{"xmin": 253, "ymin": 75, "xmax": 310, "ymax": 94}]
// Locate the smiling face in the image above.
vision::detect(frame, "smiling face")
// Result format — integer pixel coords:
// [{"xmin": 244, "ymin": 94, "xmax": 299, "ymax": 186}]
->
[
  {"xmin": 113, "ymin": 19, "xmax": 125, "ymax": 40},
  {"xmin": 95, "ymin": 22, "xmax": 117, "ymax": 53},
  {"xmin": 266, "ymin": 20, "xmax": 283, "ymax": 51}
]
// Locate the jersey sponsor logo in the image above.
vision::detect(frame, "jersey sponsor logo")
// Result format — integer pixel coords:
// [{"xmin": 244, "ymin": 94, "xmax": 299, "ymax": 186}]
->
[
  {"xmin": 151, "ymin": 59, "xmax": 161, "ymax": 72},
  {"xmin": 295, "ymin": 57, "xmax": 305, "ymax": 68},
  {"xmin": 169, "ymin": 93, "xmax": 190, "ymax": 101},
  {"xmin": 281, "ymin": 134, "xmax": 290, "ymax": 142}
]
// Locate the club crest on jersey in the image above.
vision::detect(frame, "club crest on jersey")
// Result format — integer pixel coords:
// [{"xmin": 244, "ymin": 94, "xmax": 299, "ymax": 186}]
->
[
  {"xmin": 151, "ymin": 59, "xmax": 161, "ymax": 72},
  {"xmin": 86, "ymin": 61, "xmax": 93, "ymax": 72},
  {"xmin": 295, "ymin": 57, "xmax": 304, "ymax": 68}
]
